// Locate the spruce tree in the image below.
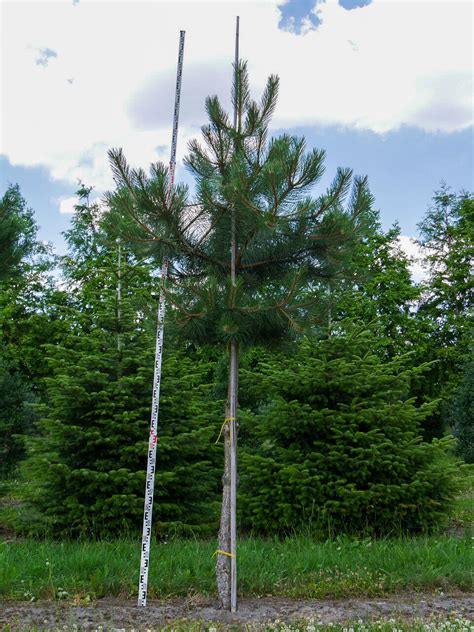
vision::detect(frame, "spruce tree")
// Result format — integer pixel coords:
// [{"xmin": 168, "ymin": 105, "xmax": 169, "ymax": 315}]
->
[
  {"xmin": 107, "ymin": 61, "xmax": 373, "ymax": 607},
  {"xmin": 239, "ymin": 329, "xmax": 458, "ymax": 535},
  {"xmin": 21, "ymin": 189, "xmax": 222, "ymax": 537}
]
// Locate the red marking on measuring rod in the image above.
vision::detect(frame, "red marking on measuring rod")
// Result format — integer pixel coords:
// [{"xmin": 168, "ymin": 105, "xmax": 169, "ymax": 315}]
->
[
  {"xmin": 138, "ymin": 30, "xmax": 185, "ymax": 609},
  {"xmin": 149, "ymin": 429, "xmax": 157, "ymax": 446}
]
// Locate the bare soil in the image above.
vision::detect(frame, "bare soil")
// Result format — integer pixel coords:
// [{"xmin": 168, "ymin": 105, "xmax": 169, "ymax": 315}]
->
[{"xmin": 0, "ymin": 593, "xmax": 472, "ymax": 630}]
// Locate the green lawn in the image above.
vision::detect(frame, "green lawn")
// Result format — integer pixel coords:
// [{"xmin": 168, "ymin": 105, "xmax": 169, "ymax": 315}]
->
[{"xmin": 0, "ymin": 534, "xmax": 472, "ymax": 602}]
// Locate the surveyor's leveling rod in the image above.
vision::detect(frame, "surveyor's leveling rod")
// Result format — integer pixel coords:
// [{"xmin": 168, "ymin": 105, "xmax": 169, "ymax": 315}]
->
[
  {"xmin": 138, "ymin": 30, "xmax": 186, "ymax": 609},
  {"xmin": 230, "ymin": 15, "xmax": 239, "ymax": 614},
  {"xmin": 168, "ymin": 31, "xmax": 186, "ymax": 194}
]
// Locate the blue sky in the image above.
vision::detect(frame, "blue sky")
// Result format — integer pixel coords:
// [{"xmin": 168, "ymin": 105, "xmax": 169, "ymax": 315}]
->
[
  {"xmin": 278, "ymin": 0, "xmax": 373, "ymax": 32},
  {"xmin": 1, "ymin": 0, "xmax": 472, "ymax": 257}
]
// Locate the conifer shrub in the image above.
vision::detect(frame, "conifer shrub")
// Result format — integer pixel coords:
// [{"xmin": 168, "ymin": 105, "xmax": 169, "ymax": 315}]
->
[
  {"xmin": 239, "ymin": 330, "xmax": 458, "ymax": 536},
  {"xmin": 22, "ymin": 339, "xmax": 222, "ymax": 538}
]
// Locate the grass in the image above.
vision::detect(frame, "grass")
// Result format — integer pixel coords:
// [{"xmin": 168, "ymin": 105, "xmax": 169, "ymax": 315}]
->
[{"xmin": 0, "ymin": 534, "xmax": 472, "ymax": 602}]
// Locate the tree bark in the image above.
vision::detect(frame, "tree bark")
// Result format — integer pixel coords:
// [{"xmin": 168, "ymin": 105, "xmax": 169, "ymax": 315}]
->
[{"xmin": 216, "ymin": 340, "xmax": 238, "ymax": 610}]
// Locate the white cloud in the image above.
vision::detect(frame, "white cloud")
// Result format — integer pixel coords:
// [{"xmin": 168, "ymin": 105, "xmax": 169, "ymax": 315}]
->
[
  {"xmin": 0, "ymin": 0, "xmax": 472, "ymax": 192},
  {"xmin": 397, "ymin": 235, "xmax": 426, "ymax": 283},
  {"xmin": 58, "ymin": 196, "xmax": 78, "ymax": 214}
]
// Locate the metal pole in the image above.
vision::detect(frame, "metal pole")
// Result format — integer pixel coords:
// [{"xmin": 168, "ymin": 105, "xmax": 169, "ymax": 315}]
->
[
  {"xmin": 230, "ymin": 15, "xmax": 240, "ymax": 614},
  {"xmin": 138, "ymin": 30, "xmax": 186, "ymax": 608},
  {"xmin": 117, "ymin": 238, "xmax": 122, "ymax": 352}
]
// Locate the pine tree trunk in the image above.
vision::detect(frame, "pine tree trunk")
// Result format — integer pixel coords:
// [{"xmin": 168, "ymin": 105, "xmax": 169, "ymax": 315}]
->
[{"xmin": 216, "ymin": 339, "xmax": 238, "ymax": 610}]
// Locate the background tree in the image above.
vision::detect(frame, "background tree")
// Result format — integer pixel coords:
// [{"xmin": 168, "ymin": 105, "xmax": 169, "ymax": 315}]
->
[
  {"xmin": 0, "ymin": 185, "xmax": 61, "ymax": 484},
  {"xmin": 334, "ymin": 221, "xmax": 421, "ymax": 355},
  {"xmin": 416, "ymin": 185, "xmax": 473, "ymax": 437},
  {"xmin": 108, "ymin": 61, "xmax": 374, "ymax": 607},
  {"xmin": 448, "ymin": 358, "xmax": 474, "ymax": 463},
  {"xmin": 0, "ymin": 184, "xmax": 38, "ymax": 282},
  {"xmin": 0, "ymin": 354, "xmax": 35, "ymax": 480}
]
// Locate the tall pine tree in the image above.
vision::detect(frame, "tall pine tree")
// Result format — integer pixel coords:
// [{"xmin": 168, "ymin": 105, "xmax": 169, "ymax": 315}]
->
[{"xmin": 108, "ymin": 61, "xmax": 374, "ymax": 607}]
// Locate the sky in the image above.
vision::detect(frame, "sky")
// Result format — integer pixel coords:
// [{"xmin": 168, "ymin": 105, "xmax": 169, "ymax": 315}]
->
[{"xmin": 0, "ymin": 0, "xmax": 473, "ymax": 275}]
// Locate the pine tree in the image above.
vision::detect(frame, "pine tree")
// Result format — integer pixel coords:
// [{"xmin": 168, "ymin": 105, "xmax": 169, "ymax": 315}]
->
[
  {"xmin": 239, "ymin": 329, "xmax": 458, "ymax": 535},
  {"xmin": 107, "ymin": 61, "xmax": 374, "ymax": 607}
]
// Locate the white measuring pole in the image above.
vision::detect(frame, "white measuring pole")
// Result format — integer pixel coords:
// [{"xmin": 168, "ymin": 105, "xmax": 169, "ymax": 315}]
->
[
  {"xmin": 230, "ymin": 15, "xmax": 239, "ymax": 614},
  {"xmin": 168, "ymin": 31, "xmax": 186, "ymax": 195},
  {"xmin": 138, "ymin": 29, "xmax": 186, "ymax": 608}
]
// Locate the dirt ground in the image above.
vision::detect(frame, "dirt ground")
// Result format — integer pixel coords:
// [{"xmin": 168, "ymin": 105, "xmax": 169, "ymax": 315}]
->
[{"xmin": 0, "ymin": 593, "xmax": 472, "ymax": 630}]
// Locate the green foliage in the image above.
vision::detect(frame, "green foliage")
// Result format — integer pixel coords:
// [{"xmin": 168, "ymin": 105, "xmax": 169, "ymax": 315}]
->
[
  {"xmin": 418, "ymin": 187, "xmax": 473, "ymax": 336},
  {"xmin": 0, "ymin": 184, "xmax": 65, "ymax": 389},
  {"xmin": 22, "ymin": 338, "xmax": 222, "ymax": 537},
  {"xmin": 0, "ymin": 184, "xmax": 39, "ymax": 282},
  {"xmin": 0, "ymin": 352, "xmax": 35, "ymax": 479},
  {"xmin": 239, "ymin": 330, "xmax": 458, "ymax": 535},
  {"xmin": 0, "ymin": 185, "xmax": 60, "ymax": 479},
  {"xmin": 107, "ymin": 61, "xmax": 374, "ymax": 348},
  {"xmin": 449, "ymin": 359, "xmax": 474, "ymax": 463},
  {"xmin": 335, "ymin": 224, "xmax": 421, "ymax": 356},
  {"xmin": 19, "ymin": 187, "xmax": 223, "ymax": 537},
  {"xmin": 415, "ymin": 186, "xmax": 474, "ymax": 437}
]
